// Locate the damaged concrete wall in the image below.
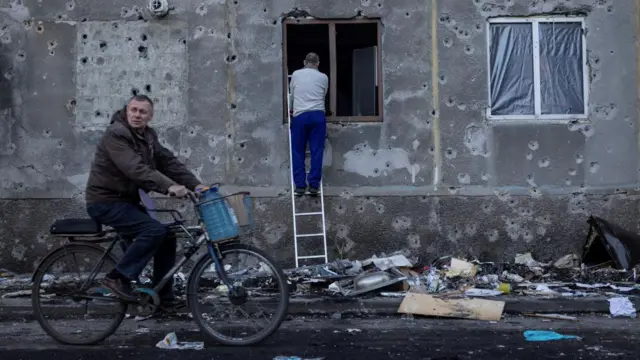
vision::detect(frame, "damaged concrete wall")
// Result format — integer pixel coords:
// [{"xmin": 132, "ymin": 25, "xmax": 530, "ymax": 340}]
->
[{"xmin": 1, "ymin": 0, "xmax": 639, "ymax": 272}]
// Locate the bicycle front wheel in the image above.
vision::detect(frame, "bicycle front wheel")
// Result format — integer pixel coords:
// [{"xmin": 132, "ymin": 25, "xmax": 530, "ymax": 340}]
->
[{"xmin": 187, "ymin": 242, "xmax": 290, "ymax": 346}]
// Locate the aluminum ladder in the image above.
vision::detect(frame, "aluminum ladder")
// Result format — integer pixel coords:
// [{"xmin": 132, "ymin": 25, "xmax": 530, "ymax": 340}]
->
[{"xmin": 287, "ymin": 75, "xmax": 329, "ymax": 268}]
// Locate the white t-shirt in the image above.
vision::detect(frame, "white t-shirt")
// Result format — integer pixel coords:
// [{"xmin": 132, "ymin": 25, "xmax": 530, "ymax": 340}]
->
[{"xmin": 289, "ymin": 67, "xmax": 329, "ymax": 117}]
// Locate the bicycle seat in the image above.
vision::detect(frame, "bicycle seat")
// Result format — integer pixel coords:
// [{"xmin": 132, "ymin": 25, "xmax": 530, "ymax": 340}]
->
[{"xmin": 50, "ymin": 219, "xmax": 103, "ymax": 235}]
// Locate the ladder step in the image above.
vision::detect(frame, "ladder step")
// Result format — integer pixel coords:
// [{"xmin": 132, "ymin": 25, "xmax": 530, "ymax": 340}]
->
[
  {"xmin": 296, "ymin": 233, "xmax": 324, "ymax": 238},
  {"xmin": 297, "ymin": 255, "xmax": 327, "ymax": 259},
  {"xmin": 295, "ymin": 212, "xmax": 323, "ymax": 216}
]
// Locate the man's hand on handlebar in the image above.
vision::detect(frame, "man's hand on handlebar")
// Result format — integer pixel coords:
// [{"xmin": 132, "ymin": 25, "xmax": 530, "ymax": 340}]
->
[{"xmin": 168, "ymin": 184, "xmax": 188, "ymax": 198}]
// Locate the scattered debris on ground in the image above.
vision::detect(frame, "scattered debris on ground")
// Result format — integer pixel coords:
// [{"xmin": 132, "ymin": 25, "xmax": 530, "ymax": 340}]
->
[
  {"xmin": 2, "ymin": 216, "xmax": 640, "ymax": 322},
  {"xmin": 155, "ymin": 332, "xmax": 204, "ymax": 350},
  {"xmin": 523, "ymin": 330, "xmax": 582, "ymax": 342}
]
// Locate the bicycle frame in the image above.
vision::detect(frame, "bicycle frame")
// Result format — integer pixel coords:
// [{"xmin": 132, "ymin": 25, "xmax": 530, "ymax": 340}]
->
[{"xmin": 33, "ymin": 198, "xmax": 241, "ymax": 304}]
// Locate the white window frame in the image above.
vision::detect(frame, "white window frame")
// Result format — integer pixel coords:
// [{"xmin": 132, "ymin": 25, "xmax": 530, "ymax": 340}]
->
[{"xmin": 486, "ymin": 17, "xmax": 589, "ymax": 122}]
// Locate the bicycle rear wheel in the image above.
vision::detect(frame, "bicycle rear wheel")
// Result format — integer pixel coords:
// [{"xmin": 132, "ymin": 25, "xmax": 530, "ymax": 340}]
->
[
  {"xmin": 31, "ymin": 243, "xmax": 127, "ymax": 345},
  {"xmin": 187, "ymin": 242, "xmax": 289, "ymax": 346}
]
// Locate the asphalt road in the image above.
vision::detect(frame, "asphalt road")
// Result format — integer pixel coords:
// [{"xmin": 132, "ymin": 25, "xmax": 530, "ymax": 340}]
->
[{"xmin": 1, "ymin": 314, "xmax": 637, "ymax": 359}]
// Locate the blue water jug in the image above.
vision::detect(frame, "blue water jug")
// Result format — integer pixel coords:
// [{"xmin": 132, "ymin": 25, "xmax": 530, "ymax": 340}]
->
[{"xmin": 198, "ymin": 187, "xmax": 239, "ymax": 241}]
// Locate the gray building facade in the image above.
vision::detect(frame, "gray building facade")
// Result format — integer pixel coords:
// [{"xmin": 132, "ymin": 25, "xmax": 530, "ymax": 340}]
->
[{"xmin": 0, "ymin": 0, "xmax": 637, "ymax": 273}]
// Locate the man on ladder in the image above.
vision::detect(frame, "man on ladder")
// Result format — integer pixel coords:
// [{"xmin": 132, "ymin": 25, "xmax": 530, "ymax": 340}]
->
[{"xmin": 288, "ymin": 52, "xmax": 329, "ymax": 197}]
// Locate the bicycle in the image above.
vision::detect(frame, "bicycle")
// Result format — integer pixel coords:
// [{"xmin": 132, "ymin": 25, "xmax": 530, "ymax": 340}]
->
[{"xmin": 30, "ymin": 185, "xmax": 290, "ymax": 346}]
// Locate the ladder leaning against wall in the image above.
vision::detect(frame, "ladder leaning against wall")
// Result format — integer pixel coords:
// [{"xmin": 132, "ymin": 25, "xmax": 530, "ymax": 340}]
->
[{"xmin": 286, "ymin": 75, "xmax": 329, "ymax": 268}]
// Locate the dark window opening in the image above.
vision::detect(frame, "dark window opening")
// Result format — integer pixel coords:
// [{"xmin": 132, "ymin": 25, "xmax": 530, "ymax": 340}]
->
[
  {"xmin": 283, "ymin": 20, "xmax": 382, "ymax": 122},
  {"xmin": 285, "ymin": 23, "xmax": 331, "ymax": 113}
]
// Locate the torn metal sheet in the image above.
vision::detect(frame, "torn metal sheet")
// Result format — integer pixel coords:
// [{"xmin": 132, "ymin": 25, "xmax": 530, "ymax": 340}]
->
[{"xmin": 582, "ymin": 216, "xmax": 640, "ymax": 270}]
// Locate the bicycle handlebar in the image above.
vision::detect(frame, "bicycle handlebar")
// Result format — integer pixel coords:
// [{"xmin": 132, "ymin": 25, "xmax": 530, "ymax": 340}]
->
[{"xmin": 167, "ymin": 183, "xmax": 221, "ymax": 203}]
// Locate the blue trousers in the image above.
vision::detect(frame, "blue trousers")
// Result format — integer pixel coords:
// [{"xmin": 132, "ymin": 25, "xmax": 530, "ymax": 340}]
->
[
  {"xmin": 86, "ymin": 201, "xmax": 176, "ymax": 300},
  {"xmin": 290, "ymin": 110, "xmax": 326, "ymax": 189}
]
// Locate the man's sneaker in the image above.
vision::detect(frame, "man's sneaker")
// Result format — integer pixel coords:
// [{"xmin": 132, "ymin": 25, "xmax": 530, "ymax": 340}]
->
[
  {"xmin": 100, "ymin": 277, "xmax": 138, "ymax": 303},
  {"xmin": 308, "ymin": 187, "xmax": 320, "ymax": 197},
  {"xmin": 294, "ymin": 187, "xmax": 306, "ymax": 196}
]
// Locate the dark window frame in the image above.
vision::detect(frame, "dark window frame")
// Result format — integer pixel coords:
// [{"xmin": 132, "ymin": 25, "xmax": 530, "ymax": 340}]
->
[{"xmin": 282, "ymin": 18, "xmax": 384, "ymax": 123}]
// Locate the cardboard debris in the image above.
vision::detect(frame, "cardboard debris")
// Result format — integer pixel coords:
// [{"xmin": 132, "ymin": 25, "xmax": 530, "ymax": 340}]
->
[
  {"xmin": 397, "ymin": 293, "xmax": 505, "ymax": 321},
  {"xmin": 445, "ymin": 258, "xmax": 478, "ymax": 278}
]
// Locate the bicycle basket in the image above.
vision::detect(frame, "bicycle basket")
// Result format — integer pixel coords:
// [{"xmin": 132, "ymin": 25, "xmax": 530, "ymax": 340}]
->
[{"xmin": 196, "ymin": 191, "xmax": 254, "ymax": 241}]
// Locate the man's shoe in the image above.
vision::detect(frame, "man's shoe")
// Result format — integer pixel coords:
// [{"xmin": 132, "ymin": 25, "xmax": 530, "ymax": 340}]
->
[
  {"xmin": 157, "ymin": 298, "xmax": 186, "ymax": 313},
  {"xmin": 294, "ymin": 187, "xmax": 306, "ymax": 196},
  {"xmin": 100, "ymin": 277, "xmax": 138, "ymax": 303},
  {"xmin": 308, "ymin": 187, "xmax": 320, "ymax": 197}
]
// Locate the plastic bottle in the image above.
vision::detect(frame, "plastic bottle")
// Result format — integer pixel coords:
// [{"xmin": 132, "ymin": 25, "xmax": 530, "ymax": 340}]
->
[{"xmin": 198, "ymin": 186, "xmax": 238, "ymax": 241}]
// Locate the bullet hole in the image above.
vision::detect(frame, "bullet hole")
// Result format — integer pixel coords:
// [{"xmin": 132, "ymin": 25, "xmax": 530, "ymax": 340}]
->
[
  {"xmin": 112, "ymin": 22, "xmax": 119, "ymax": 30},
  {"xmin": 452, "ymin": 25, "xmax": 459, "ymax": 31},
  {"xmin": 47, "ymin": 40, "xmax": 57, "ymax": 50},
  {"xmin": 95, "ymin": 57, "xmax": 104, "ymax": 65},
  {"xmin": 385, "ymin": 161, "xmax": 391, "ymax": 168},
  {"xmin": 525, "ymin": 152, "xmax": 533, "ymax": 160},
  {"xmin": 229, "ymin": 103, "xmax": 237, "ymax": 109},
  {"xmin": 81, "ymin": 57, "xmax": 88, "ymax": 64},
  {"xmin": 443, "ymin": 37, "xmax": 452, "ymax": 47},
  {"xmin": 138, "ymin": 45, "xmax": 148, "ymax": 59},
  {"xmin": 233, "ymin": 0, "xmax": 238, "ymax": 4},
  {"xmin": 131, "ymin": 88, "xmax": 139, "ymax": 96},
  {"xmin": 377, "ymin": 3, "xmax": 382, "ymax": 7},
  {"xmin": 95, "ymin": 110, "xmax": 102, "ymax": 117},
  {"xmin": 57, "ymin": 141, "xmax": 64, "ymax": 149},
  {"xmin": 422, "ymin": 83, "xmax": 428, "ymax": 89},
  {"xmin": 606, "ymin": 5, "xmax": 613, "ymax": 13},
  {"xmin": 272, "ymin": 20, "xmax": 277, "ymax": 25},
  {"xmin": 66, "ymin": 0, "xmax": 75, "ymax": 10},
  {"xmin": 23, "ymin": 19, "xmax": 32, "ymax": 29},
  {"xmin": 226, "ymin": 32, "xmax": 232, "ymax": 39},
  {"xmin": 445, "ymin": 147, "xmax": 457, "ymax": 159},
  {"xmin": 239, "ymin": 143, "xmax": 246, "ymax": 149},
  {"xmin": 36, "ymin": 25, "xmax": 44, "ymax": 33},
  {"xmin": 475, "ymin": 23, "xmax": 483, "ymax": 31},
  {"xmin": 49, "ymin": 50, "xmax": 55, "ymax": 56},
  {"xmin": 165, "ymin": 73, "xmax": 173, "ymax": 81},
  {"xmin": 610, "ymin": 50, "xmax": 614, "ymax": 55},
  {"xmin": 121, "ymin": 8, "xmax": 130, "ymax": 17},
  {"xmin": 209, "ymin": 155, "xmax": 218, "ymax": 163},
  {"xmin": 237, "ymin": 157, "xmax": 244, "ymax": 163},
  {"xmin": 431, "ymin": 109, "xmax": 438, "ymax": 117},
  {"xmin": 464, "ymin": 45, "xmax": 474, "ymax": 54},
  {"xmin": 99, "ymin": 40, "xmax": 107, "ymax": 50},
  {"xmin": 457, "ymin": 173, "xmax": 471, "ymax": 184},
  {"xmin": 373, "ymin": 168, "xmax": 380, "ymax": 175},
  {"xmin": 446, "ymin": 97, "xmax": 455, "ymax": 107},
  {"xmin": 457, "ymin": 102, "xmax": 466, "ymax": 110},
  {"xmin": 65, "ymin": 98, "xmax": 76, "ymax": 114},
  {"xmin": 405, "ymin": 12, "xmax": 410, "ymax": 17},
  {"xmin": 145, "ymin": 84, "xmax": 152, "ymax": 93},
  {"xmin": 439, "ymin": 14, "xmax": 451, "ymax": 24},
  {"xmin": 15, "ymin": 50, "xmax": 26, "ymax": 61},
  {"xmin": 81, "ymin": 18, "xmax": 88, "ymax": 22},
  {"xmin": 4, "ymin": 68, "xmax": 14, "ymax": 80},
  {"xmin": 56, "ymin": 14, "xmax": 64, "ymax": 21},
  {"xmin": 438, "ymin": 74, "xmax": 446, "ymax": 84},
  {"xmin": 568, "ymin": 168, "xmax": 577, "ymax": 176},
  {"xmin": 43, "ymin": 129, "xmax": 51, "ymax": 137},
  {"xmin": 537, "ymin": 156, "xmax": 550, "ymax": 168},
  {"xmin": 589, "ymin": 161, "xmax": 600, "ymax": 173},
  {"xmin": 181, "ymin": 39, "xmax": 187, "ymax": 45},
  {"xmin": 528, "ymin": 140, "xmax": 539, "ymax": 150},
  {"xmin": 227, "ymin": 134, "xmax": 232, "ymax": 139},
  {"xmin": 576, "ymin": 154, "xmax": 584, "ymax": 164}
]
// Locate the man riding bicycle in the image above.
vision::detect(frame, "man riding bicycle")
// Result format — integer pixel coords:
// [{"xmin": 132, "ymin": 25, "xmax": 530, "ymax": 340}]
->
[{"xmin": 84, "ymin": 94, "xmax": 205, "ymax": 308}]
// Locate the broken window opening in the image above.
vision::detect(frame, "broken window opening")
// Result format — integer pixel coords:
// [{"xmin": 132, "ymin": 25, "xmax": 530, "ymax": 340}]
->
[
  {"xmin": 487, "ymin": 17, "xmax": 588, "ymax": 120},
  {"xmin": 283, "ymin": 19, "xmax": 383, "ymax": 123}
]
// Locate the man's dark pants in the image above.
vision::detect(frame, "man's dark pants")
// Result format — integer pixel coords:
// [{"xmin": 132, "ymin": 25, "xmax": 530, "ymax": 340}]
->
[
  {"xmin": 86, "ymin": 201, "xmax": 176, "ymax": 301},
  {"xmin": 290, "ymin": 110, "xmax": 327, "ymax": 189}
]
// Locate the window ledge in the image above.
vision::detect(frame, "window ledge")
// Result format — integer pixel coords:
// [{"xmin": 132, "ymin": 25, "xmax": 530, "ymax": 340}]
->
[{"xmin": 486, "ymin": 113, "xmax": 589, "ymax": 124}]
